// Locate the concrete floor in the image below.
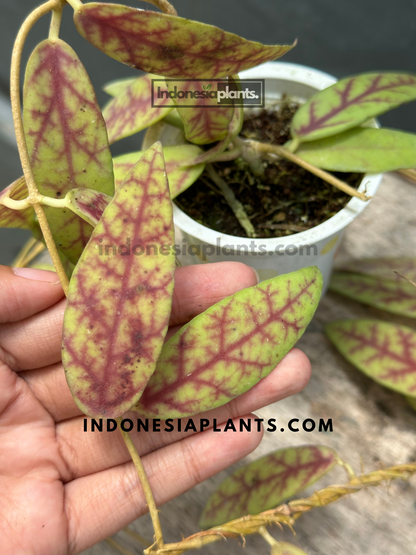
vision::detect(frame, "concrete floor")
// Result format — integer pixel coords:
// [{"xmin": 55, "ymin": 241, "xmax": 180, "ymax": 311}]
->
[{"xmin": 81, "ymin": 172, "xmax": 416, "ymax": 555}]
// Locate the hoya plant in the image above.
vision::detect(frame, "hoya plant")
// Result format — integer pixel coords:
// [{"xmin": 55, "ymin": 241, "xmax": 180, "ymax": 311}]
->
[{"xmin": 1, "ymin": 0, "xmax": 415, "ymax": 554}]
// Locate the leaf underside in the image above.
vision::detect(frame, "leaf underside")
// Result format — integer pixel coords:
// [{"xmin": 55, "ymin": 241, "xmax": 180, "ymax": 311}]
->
[
  {"xmin": 103, "ymin": 73, "xmax": 173, "ymax": 144},
  {"xmin": 292, "ymin": 72, "xmax": 416, "ymax": 142},
  {"xmin": 200, "ymin": 445, "xmax": 337, "ymax": 528},
  {"xmin": 135, "ymin": 267, "xmax": 323, "ymax": 419},
  {"xmin": 326, "ymin": 319, "xmax": 416, "ymax": 398},
  {"xmin": 296, "ymin": 128, "xmax": 416, "ymax": 173},
  {"xmin": 62, "ymin": 143, "xmax": 175, "ymax": 418},
  {"xmin": 113, "ymin": 145, "xmax": 205, "ymax": 198},
  {"xmin": 0, "ymin": 177, "xmax": 35, "ymax": 230},
  {"xmin": 330, "ymin": 272, "xmax": 416, "ymax": 318},
  {"xmin": 66, "ymin": 188, "xmax": 112, "ymax": 227},
  {"xmin": 74, "ymin": 3, "xmax": 294, "ymax": 78},
  {"xmin": 23, "ymin": 38, "xmax": 114, "ymax": 265}
]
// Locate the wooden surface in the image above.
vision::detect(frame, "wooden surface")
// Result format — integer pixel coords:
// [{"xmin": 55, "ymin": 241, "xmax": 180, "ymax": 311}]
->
[{"xmin": 81, "ymin": 172, "xmax": 416, "ymax": 555}]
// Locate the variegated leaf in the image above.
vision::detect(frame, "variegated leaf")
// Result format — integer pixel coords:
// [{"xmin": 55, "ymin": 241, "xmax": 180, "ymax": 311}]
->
[
  {"xmin": 62, "ymin": 143, "xmax": 175, "ymax": 418},
  {"xmin": 136, "ymin": 267, "xmax": 322, "ymax": 419},
  {"xmin": 166, "ymin": 79, "xmax": 234, "ymax": 144},
  {"xmin": 292, "ymin": 73, "xmax": 416, "ymax": 143},
  {"xmin": 296, "ymin": 128, "xmax": 416, "ymax": 173},
  {"xmin": 23, "ymin": 39, "xmax": 114, "ymax": 265},
  {"xmin": 74, "ymin": 3, "xmax": 294, "ymax": 78},
  {"xmin": 103, "ymin": 76, "xmax": 138, "ymax": 97},
  {"xmin": 326, "ymin": 319, "xmax": 416, "ymax": 398},
  {"xmin": 271, "ymin": 543, "xmax": 310, "ymax": 555},
  {"xmin": 0, "ymin": 177, "xmax": 35, "ymax": 230},
  {"xmin": 114, "ymin": 145, "xmax": 205, "ymax": 197},
  {"xmin": 66, "ymin": 188, "xmax": 111, "ymax": 227},
  {"xmin": 200, "ymin": 445, "xmax": 337, "ymax": 528},
  {"xmin": 103, "ymin": 73, "xmax": 173, "ymax": 144},
  {"xmin": 330, "ymin": 272, "xmax": 416, "ymax": 318},
  {"xmin": 338, "ymin": 257, "xmax": 416, "ymax": 283}
]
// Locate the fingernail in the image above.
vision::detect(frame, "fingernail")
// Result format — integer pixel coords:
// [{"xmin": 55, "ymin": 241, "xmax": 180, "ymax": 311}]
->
[
  {"xmin": 252, "ymin": 268, "xmax": 260, "ymax": 284},
  {"xmin": 12, "ymin": 267, "xmax": 58, "ymax": 282}
]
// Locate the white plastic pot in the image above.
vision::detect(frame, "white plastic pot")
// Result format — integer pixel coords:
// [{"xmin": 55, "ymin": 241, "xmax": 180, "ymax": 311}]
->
[{"xmin": 172, "ymin": 62, "xmax": 383, "ymax": 293}]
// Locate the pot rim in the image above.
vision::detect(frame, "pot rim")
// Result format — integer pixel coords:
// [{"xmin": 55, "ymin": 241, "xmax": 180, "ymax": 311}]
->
[{"xmin": 173, "ymin": 61, "xmax": 383, "ymax": 249}]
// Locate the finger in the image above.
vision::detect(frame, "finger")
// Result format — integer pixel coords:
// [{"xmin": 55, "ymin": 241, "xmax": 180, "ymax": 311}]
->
[
  {"xmin": 66, "ymin": 414, "xmax": 263, "ymax": 554},
  {"xmin": 0, "ymin": 299, "xmax": 65, "ymax": 370},
  {"xmin": 170, "ymin": 262, "xmax": 258, "ymax": 325},
  {"xmin": 0, "ymin": 266, "xmax": 63, "ymax": 323},
  {"xmin": 56, "ymin": 349, "xmax": 310, "ymax": 479},
  {"xmin": 4, "ymin": 262, "xmax": 257, "ymax": 371}
]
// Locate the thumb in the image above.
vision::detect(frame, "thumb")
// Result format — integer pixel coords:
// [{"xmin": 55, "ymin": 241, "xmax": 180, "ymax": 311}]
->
[{"xmin": 0, "ymin": 266, "xmax": 64, "ymax": 323}]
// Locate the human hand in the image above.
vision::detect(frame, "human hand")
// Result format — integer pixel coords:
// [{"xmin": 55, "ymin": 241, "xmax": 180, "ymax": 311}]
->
[{"xmin": 0, "ymin": 262, "xmax": 311, "ymax": 555}]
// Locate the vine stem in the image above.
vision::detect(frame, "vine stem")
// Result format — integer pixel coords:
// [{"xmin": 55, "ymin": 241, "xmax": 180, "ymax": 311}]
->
[
  {"xmin": 117, "ymin": 420, "xmax": 164, "ymax": 548},
  {"xmin": 105, "ymin": 537, "xmax": 136, "ymax": 555},
  {"xmin": 258, "ymin": 526, "xmax": 279, "ymax": 547},
  {"xmin": 49, "ymin": 1, "xmax": 65, "ymax": 41},
  {"xmin": 249, "ymin": 140, "xmax": 371, "ymax": 201},
  {"xmin": 142, "ymin": 0, "xmax": 178, "ymax": 15},
  {"xmin": 10, "ymin": 0, "xmax": 69, "ymax": 294}
]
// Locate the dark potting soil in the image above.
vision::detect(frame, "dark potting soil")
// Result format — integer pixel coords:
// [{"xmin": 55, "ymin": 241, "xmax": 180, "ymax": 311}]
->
[{"xmin": 174, "ymin": 98, "xmax": 363, "ymax": 238}]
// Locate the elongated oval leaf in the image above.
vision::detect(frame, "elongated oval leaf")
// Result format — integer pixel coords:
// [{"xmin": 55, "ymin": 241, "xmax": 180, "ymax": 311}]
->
[
  {"xmin": 330, "ymin": 272, "xmax": 416, "ymax": 318},
  {"xmin": 200, "ymin": 445, "xmax": 337, "ymax": 528},
  {"xmin": 326, "ymin": 319, "xmax": 416, "ymax": 398},
  {"xmin": 292, "ymin": 73, "xmax": 416, "ymax": 142},
  {"xmin": 23, "ymin": 38, "xmax": 114, "ymax": 265},
  {"xmin": 135, "ymin": 267, "xmax": 322, "ymax": 419},
  {"xmin": 66, "ymin": 188, "xmax": 111, "ymax": 227},
  {"xmin": 272, "ymin": 543, "xmax": 310, "ymax": 555},
  {"xmin": 74, "ymin": 3, "xmax": 294, "ymax": 78},
  {"xmin": 338, "ymin": 257, "xmax": 416, "ymax": 283},
  {"xmin": 62, "ymin": 143, "xmax": 175, "ymax": 418},
  {"xmin": 0, "ymin": 177, "xmax": 35, "ymax": 230},
  {"xmin": 103, "ymin": 77, "xmax": 138, "ymax": 97},
  {"xmin": 114, "ymin": 145, "xmax": 205, "ymax": 197},
  {"xmin": 103, "ymin": 73, "xmax": 173, "ymax": 144},
  {"xmin": 166, "ymin": 79, "xmax": 234, "ymax": 144},
  {"xmin": 296, "ymin": 128, "xmax": 416, "ymax": 173}
]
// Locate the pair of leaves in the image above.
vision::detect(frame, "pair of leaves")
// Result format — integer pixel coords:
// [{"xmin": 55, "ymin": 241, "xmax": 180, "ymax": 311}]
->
[
  {"xmin": 200, "ymin": 445, "xmax": 338, "ymax": 528},
  {"xmin": 135, "ymin": 266, "xmax": 322, "ymax": 419},
  {"xmin": 74, "ymin": 3, "xmax": 294, "ymax": 78},
  {"xmin": 326, "ymin": 320, "xmax": 416, "ymax": 399},
  {"xmin": 62, "ymin": 143, "xmax": 175, "ymax": 418},
  {"xmin": 23, "ymin": 38, "xmax": 114, "ymax": 265},
  {"xmin": 329, "ymin": 271, "xmax": 416, "ymax": 318}
]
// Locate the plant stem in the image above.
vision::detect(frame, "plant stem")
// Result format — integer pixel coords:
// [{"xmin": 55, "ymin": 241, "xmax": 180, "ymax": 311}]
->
[
  {"xmin": 258, "ymin": 526, "xmax": 279, "ymax": 547},
  {"xmin": 19, "ymin": 242, "xmax": 46, "ymax": 268},
  {"xmin": 13, "ymin": 237, "xmax": 38, "ymax": 267},
  {"xmin": 206, "ymin": 164, "xmax": 257, "ymax": 238},
  {"xmin": 49, "ymin": 0, "xmax": 65, "ymax": 41},
  {"xmin": 65, "ymin": 0, "xmax": 83, "ymax": 11},
  {"xmin": 249, "ymin": 140, "xmax": 371, "ymax": 202},
  {"xmin": 143, "ymin": 0, "xmax": 178, "ymax": 15},
  {"xmin": 143, "ymin": 462, "xmax": 416, "ymax": 554},
  {"xmin": 118, "ymin": 421, "xmax": 164, "ymax": 548},
  {"xmin": 105, "ymin": 537, "xmax": 137, "ymax": 555},
  {"xmin": 123, "ymin": 527, "xmax": 152, "ymax": 548},
  {"xmin": 397, "ymin": 168, "xmax": 416, "ymax": 185},
  {"xmin": 10, "ymin": 0, "xmax": 69, "ymax": 295}
]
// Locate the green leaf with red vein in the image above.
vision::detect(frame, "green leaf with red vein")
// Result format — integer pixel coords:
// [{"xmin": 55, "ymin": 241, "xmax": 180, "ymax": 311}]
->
[
  {"xmin": 272, "ymin": 543, "xmax": 310, "ymax": 555},
  {"xmin": 292, "ymin": 72, "xmax": 416, "ymax": 143},
  {"xmin": 74, "ymin": 3, "xmax": 294, "ymax": 78},
  {"xmin": 62, "ymin": 143, "xmax": 175, "ymax": 418},
  {"xmin": 329, "ymin": 272, "xmax": 416, "ymax": 318},
  {"xmin": 135, "ymin": 266, "xmax": 322, "ymax": 419},
  {"xmin": 23, "ymin": 38, "xmax": 114, "ymax": 265},
  {"xmin": 103, "ymin": 76, "xmax": 138, "ymax": 97},
  {"xmin": 103, "ymin": 73, "xmax": 173, "ymax": 144},
  {"xmin": 325, "ymin": 319, "xmax": 416, "ymax": 398},
  {"xmin": 66, "ymin": 188, "xmax": 111, "ymax": 227},
  {"xmin": 296, "ymin": 128, "xmax": 416, "ymax": 173},
  {"xmin": 0, "ymin": 177, "xmax": 35, "ymax": 230},
  {"xmin": 200, "ymin": 445, "xmax": 337, "ymax": 528},
  {"xmin": 113, "ymin": 145, "xmax": 205, "ymax": 197},
  {"xmin": 338, "ymin": 257, "xmax": 416, "ymax": 283},
  {"xmin": 166, "ymin": 79, "xmax": 234, "ymax": 144}
]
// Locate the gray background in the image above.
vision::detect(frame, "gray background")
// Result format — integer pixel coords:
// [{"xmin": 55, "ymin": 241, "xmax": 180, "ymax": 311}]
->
[{"xmin": 1, "ymin": 0, "xmax": 415, "ymax": 264}]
